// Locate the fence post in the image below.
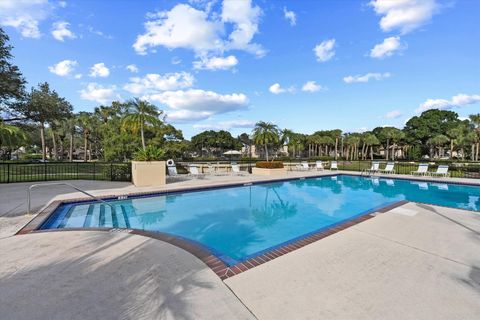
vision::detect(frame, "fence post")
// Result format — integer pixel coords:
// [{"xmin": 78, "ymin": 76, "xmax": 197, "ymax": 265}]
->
[
  {"xmin": 76, "ymin": 162, "xmax": 79, "ymax": 179},
  {"xmin": 7, "ymin": 163, "xmax": 10, "ymax": 183}
]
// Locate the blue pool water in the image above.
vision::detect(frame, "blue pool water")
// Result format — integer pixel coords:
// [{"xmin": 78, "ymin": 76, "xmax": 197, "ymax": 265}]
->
[{"xmin": 41, "ymin": 175, "xmax": 480, "ymax": 265}]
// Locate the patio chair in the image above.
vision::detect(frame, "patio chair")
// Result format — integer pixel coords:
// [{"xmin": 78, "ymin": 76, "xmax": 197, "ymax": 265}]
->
[
  {"xmin": 330, "ymin": 161, "xmax": 338, "ymax": 170},
  {"xmin": 188, "ymin": 165, "xmax": 204, "ymax": 178},
  {"xmin": 411, "ymin": 163, "xmax": 429, "ymax": 176},
  {"xmin": 301, "ymin": 161, "xmax": 310, "ymax": 171},
  {"xmin": 428, "ymin": 165, "xmax": 450, "ymax": 177},
  {"xmin": 365, "ymin": 161, "xmax": 380, "ymax": 174},
  {"xmin": 379, "ymin": 162, "xmax": 395, "ymax": 174},
  {"xmin": 315, "ymin": 161, "xmax": 324, "ymax": 171},
  {"xmin": 231, "ymin": 163, "xmax": 247, "ymax": 175}
]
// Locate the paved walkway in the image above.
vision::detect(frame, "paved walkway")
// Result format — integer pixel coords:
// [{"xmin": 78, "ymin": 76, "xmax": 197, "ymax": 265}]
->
[{"xmin": 0, "ymin": 231, "xmax": 255, "ymax": 320}]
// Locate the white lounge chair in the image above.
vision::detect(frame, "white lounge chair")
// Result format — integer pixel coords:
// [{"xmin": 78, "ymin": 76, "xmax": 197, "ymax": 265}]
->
[
  {"xmin": 365, "ymin": 161, "xmax": 380, "ymax": 174},
  {"xmin": 188, "ymin": 165, "xmax": 204, "ymax": 178},
  {"xmin": 411, "ymin": 163, "xmax": 429, "ymax": 176},
  {"xmin": 301, "ymin": 161, "xmax": 310, "ymax": 170},
  {"xmin": 428, "ymin": 165, "xmax": 450, "ymax": 177},
  {"xmin": 231, "ymin": 163, "xmax": 247, "ymax": 175},
  {"xmin": 330, "ymin": 161, "xmax": 338, "ymax": 170},
  {"xmin": 379, "ymin": 162, "xmax": 395, "ymax": 174},
  {"xmin": 315, "ymin": 161, "xmax": 324, "ymax": 171}
]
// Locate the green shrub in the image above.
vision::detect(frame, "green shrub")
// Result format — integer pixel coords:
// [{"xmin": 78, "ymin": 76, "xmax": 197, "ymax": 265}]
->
[
  {"xmin": 133, "ymin": 145, "xmax": 165, "ymax": 161},
  {"xmin": 255, "ymin": 161, "xmax": 284, "ymax": 169}
]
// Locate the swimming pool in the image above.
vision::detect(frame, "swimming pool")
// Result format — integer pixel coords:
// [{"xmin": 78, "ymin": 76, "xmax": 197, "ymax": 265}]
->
[{"xmin": 40, "ymin": 175, "xmax": 480, "ymax": 265}]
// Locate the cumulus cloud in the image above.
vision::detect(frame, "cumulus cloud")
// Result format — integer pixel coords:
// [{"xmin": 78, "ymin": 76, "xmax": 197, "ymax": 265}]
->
[
  {"xmin": 193, "ymin": 55, "xmax": 238, "ymax": 71},
  {"xmin": 369, "ymin": 0, "xmax": 439, "ymax": 34},
  {"xmin": 89, "ymin": 63, "xmax": 110, "ymax": 78},
  {"xmin": 146, "ymin": 89, "xmax": 249, "ymax": 122},
  {"xmin": 123, "ymin": 72, "xmax": 194, "ymax": 95},
  {"xmin": 193, "ymin": 119, "xmax": 255, "ymax": 130},
  {"xmin": 283, "ymin": 7, "xmax": 296, "ymax": 26},
  {"xmin": 80, "ymin": 83, "xmax": 119, "ymax": 104},
  {"xmin": 370, "ymin": 36, "xmax": 404, "ymax": 59},
  {"xmin": 384, "ymin": 110, "xmax": 402, "ymax": 119},
  {"xmin": 133, "ymin": 1, "xmax": 264, "ymax": 57},
  {"xmin": 343, "ymin": 72, "xmax": 391, "ymax": 83},
  {"xmin": 269, "ymin": 83, "xmax": 295, "ymax": 94},
  {"xmin": 48, "ymin": 59, "xmax": 77, "ymax": 76},
  {"xmin": 416, "ymin": 94, "xmax": 480, "ymax": 113},
  {"xmin": 51, "ymin": 21, "xmax": 76, "ymax": 41},
  {"xmin": 302, "ymin": 81, "xmax": 323, "ymax": 93},
  {"xmin": 126, "ymin": 64, "xmax": 139, "ymax": 73},
  {"xmin": 314, "ymin": 39, "xmax": 335, "ymax": 62},
  {"xmin": 0, "ymin": 0, "xmax": 53, "ymax": 38}
]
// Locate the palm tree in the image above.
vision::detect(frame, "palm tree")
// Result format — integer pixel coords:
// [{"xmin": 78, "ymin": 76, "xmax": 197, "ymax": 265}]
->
[
  {"xmin": 362, "ymin": 133, "xmax": 380, "ymax": 160},
  {"xmin": 331, "ymin": 129, "xmax": 342, "ymax": 160},
  {"xmin": 447, "ymin": 127, "xmax": 464, "ymax": 159},
  {"xmin": 122, "ymin": 98, "xmax": 163, "ymax": 150},
  {"xmin": 77, "ymin": 112, "xmax": 93, "ymax": 162},
  {"xmin": 280, "ymin": 129, "xmax": 295, "ymax": 157},
  {"xmin": 469, "ymin": 114, "xmax": 480, "ymax": 161},
  {"xmin": 0, "ymin": 122, "xmax": 26, "ymax": 150},
  {"xmin": 426, "ymin": 134, "xmax": 449, "ymax": 158},
  {"xmin": 252, "ymin": 121, "xmax": 280, "ymax": 161}
]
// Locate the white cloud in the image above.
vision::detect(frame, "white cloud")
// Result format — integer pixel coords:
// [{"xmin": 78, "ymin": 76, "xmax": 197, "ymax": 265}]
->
[
  {"xmin": 369, "ymin": 0, "xmax": 439, "ymax": 34},
  {"xmin": 89, "ymin": 63, "xmax": 110, "ymax": 78},
  {"xmin": 133, "ymin": 1, "xmax": 264, "ymax": 57},
  {"xmin": 193, "ymin": 119, "xmax": 255, "ymax": 130},
  {"xmin": 384, "ymin": 110, "xmax": 402, "ymax": 119},
  {"xmin": 171, "ymin": 57, "xmax": 182, "ymax": 65},
  {"xmin": 416, "ymin": 94, "xmax": 480, "ymax": 113},
  {"xmin": 74, "ymin": 73, "xmax": 82, "ymax": 79},
  {"xmin": 80, "ymin": 83, "xmax": 119, "ymax": 104},
  {"xmin": 283, "ymin": 7, "xmax": 296, "ymax": 26},
  {"xmin": 123, "ymin": 72, "xmax": 194, "ymax": 95},
  {"xmin": 269, "ymin": 83, "xmax": 295, "ymax": 94},
  {"xmin": 302, "ymin": 81, "xmax": 323, "ymax": 93},
  {"xmin": 193, "ymin": 55, "xmax": 238, "ymax": 71},
  {"xmin": 343, "ymin": 72, "xmax": 391, "ymax": 83},
  {"xmin": 314, "ymin": 39, "xmax": 335, "ymax": 62},
  {"xmin": 0, "ymin": 0, "xmax": 53, "ymax": 38},
  {"xmin": 58, "ymin": 1, "xmax": 67, "ymax": 8},
  {"xmin": 48, "ymin": 59, "xmax": 77, "ymax": 76},
  {"xmin": 51, "ymin": 21, "xmax": 76, "ymax": 41},
  {"xmin": 126, "ymin": 64, "xmax": 139, "ymax": 73},
  {"xmin": 146, "ymin": 89, "xmax": 249, "ymax": 122},
  {"xmin": 370, "ymin": 36, "xmax": 404, "ymax": 59}
]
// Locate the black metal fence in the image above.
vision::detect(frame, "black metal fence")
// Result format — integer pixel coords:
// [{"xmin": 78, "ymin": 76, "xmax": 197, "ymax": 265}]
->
[
  {"xmin": 1, "ymin": 159, "xmax": 479, "ymax": 183},
  {"xmin": 0, "ymin": 162, "xmax": 131, "ymax": 183}
]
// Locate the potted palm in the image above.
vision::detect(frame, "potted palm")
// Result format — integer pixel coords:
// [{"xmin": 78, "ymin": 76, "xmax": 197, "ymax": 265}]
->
[
  {"xmin": 251, "ymin": 121, "xmax": 286, "ymax": 175},
  {"xmin": 131, "ymin": 145, "xmax": 166, "ymax": 187}
]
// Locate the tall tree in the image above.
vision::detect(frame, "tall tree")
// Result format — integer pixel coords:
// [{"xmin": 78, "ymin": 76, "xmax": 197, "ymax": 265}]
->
[
  {"xmin": 0, "ymin": 28, "xmax": 26, "ymax": 119},
  {"xmin": 469, "ymin": 114, "xmax": 480, "ymax": 161},
  {"xmin": 122, "ymin": 98, "xmax": 163, "ymax": 150},
  {"xmin": 252, "ymin": 121, "xmax": 280, "ymax": 161},
  {"xmin": 17, "ymin": 82, "xmax": 72, "ymax": 161}
]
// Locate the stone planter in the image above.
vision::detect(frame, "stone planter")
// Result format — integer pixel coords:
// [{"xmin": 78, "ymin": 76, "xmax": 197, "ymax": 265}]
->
[
  {"xmin": 131, "ymin": 161, "xmax": 166, "ymax": 187},
  {"xmin": 252, "ymin": 167, "xmax": 287, "ymax": 176}
]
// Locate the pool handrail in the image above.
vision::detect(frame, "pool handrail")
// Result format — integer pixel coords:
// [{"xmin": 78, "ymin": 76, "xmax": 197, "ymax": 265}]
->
[{"xmin": 27, "ymin": 182, "xmax": 114, "ymax": 215}]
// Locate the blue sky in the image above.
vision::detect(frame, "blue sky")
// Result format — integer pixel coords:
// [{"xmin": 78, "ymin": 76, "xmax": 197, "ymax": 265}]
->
[{"xmin": 1, "ymin": 0, "xmax": 479, "ymax": 138}]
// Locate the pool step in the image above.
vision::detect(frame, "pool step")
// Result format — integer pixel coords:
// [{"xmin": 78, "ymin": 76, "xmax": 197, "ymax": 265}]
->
[{"xmin": 83, "ymin": 204, "xmax": 130, "ymax": 229}]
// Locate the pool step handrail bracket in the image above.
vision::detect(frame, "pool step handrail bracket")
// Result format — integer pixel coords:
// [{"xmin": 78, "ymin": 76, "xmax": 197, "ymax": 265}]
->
[{"xmin": 27, "ymin": 182, "xmax": 114, "ymax": 215}]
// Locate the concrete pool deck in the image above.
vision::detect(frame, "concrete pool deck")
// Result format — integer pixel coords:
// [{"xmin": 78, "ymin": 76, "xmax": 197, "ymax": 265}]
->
[{"xmin": 1, "ymin": 171, "xmax": 480, "ymax": 319}]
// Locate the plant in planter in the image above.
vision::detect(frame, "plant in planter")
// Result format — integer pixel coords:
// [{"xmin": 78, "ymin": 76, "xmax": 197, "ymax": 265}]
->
[
  {"xmin": 131, "ymin": 145, "xmax": 167, "ymax": 186},
  {"xmin": 252, "ymin": 161, "xmax": 286, "ymax": 175}
]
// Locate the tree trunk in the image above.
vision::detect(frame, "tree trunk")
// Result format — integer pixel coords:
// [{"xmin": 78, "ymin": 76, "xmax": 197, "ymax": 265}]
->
[
  {"xmin": 140, "ymin": 122, "xmax": 146, "ymax": 150},
  {"xmin": 476, "ymin": 142, "xmax": 479, "ymax": 161},
  {"xmin": 450, "ymin": 140, "xmax": 454, "ymax": 159},
  {"xmin": 51, "ymin": 130, "xmax": 57, "ymax": 160},
  {"xmin": 370, "ymin": 145, "xmax": 373, "ymax": 160},
  {"xmin": 335, "ymin": 138, "xmax": 338, "ymax": 160},
  {"xmin": 385, "ymin": 139, "xmax": 390, "ymax": 160},
  {"xmin": 88, "ymin": 140, "xmax": 92, "ymax": 161},
  {"xmin": 40, "ymin": 123, "xmax": 46, "ymax": 161},
  {"xmin": 59, "ymin": 139, "xmax": 64, "ymax": 161},
  {"xmin": 69, "ymin": 133, "xmax": 74, "ymax": 162},
  {"xmin": 461, "ymin": 148, "xmax": 465, "ymax": 161},
  {"xmin": 265, "ymin": 144, "xmax": 269, "ymax": 161},
  {"xmin": 392, "ymin": 144, "xmax": 396, "ymax": 161},
  {"xmin": 471, "ymin": 144, "xmax": 475, "ymax": 161},
  {"xmin": 84, "ymin": 133, "xmax": 88, "ymax": 162}
]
